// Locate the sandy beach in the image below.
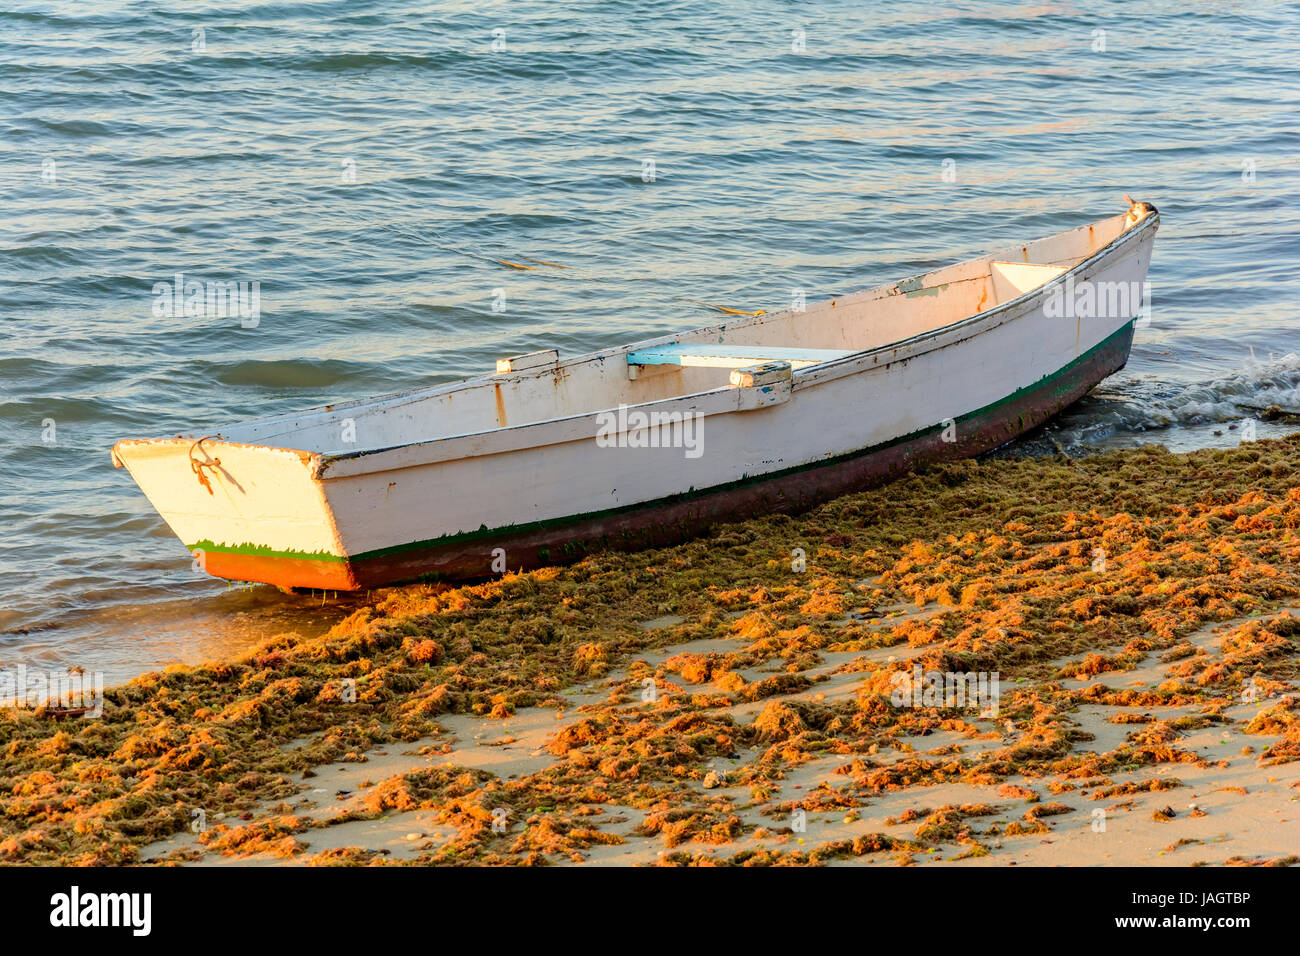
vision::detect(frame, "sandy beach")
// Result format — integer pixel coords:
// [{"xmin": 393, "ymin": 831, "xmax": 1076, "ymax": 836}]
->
[{"xmin": 4, "ymin": 436, "xmax": 1298, "ymax": 867}]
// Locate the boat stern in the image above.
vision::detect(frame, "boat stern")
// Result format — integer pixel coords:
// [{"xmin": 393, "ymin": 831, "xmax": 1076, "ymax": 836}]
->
[{"xmin": 111, "ymin": 436, "xmax": 356, "ymax": 590}]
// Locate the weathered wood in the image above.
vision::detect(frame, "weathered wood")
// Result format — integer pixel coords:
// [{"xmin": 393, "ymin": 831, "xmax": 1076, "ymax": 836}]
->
[
  {"xmin": 729, "ymin": 361, "xmax": 793, "ymax": 388},
  {"xmin": 496, "ymin": 349, "xmax": 559, "ymax": 374}
]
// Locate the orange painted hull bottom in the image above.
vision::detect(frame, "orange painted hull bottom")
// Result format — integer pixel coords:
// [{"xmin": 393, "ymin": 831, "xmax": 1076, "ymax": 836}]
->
[{"xmin": 201, "ymin": 323, "xmax": 1132, "ymax": 591}]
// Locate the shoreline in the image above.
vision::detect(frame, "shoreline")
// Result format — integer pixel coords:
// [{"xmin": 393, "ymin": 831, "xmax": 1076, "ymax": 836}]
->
[{"xmin": 3, "ymin": 436, "xmax": 1298, "ymax": 866}]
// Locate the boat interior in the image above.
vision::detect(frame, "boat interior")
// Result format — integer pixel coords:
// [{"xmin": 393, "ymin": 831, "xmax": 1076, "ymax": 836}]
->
[{"xmin": 218, "ymin": 209, "xmax": 1145, "ymax": 455}]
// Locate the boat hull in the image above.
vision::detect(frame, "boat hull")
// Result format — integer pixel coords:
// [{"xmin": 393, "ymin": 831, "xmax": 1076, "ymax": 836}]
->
[
  {"xmin": 198, "ymin": 320, "xmax": 1135, "ymax": 589},
  {"xmin": 114, "ymin": 207, "xmax": 1158, "ymax": 591}
]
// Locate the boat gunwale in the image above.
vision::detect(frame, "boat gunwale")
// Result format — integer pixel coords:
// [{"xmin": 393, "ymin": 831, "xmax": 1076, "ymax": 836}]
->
[{"xmin": 312, "ymin": 208, "xmax": 1158, "ymax": 474}]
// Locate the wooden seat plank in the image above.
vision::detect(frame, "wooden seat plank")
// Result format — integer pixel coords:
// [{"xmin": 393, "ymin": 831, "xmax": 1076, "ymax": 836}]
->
[{"xmin": 626, "ymin": 344, "xmax": 853, "ymax": 369}]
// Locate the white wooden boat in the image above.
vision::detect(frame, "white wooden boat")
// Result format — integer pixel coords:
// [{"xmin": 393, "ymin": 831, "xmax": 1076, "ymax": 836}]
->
[{"xmin": 113, "ymin": 200, "xmax": 1159, "ymax": 590}]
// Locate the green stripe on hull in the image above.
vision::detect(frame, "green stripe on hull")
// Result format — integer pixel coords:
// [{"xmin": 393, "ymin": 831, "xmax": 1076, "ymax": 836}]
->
[
  {"xmin": 187, "ymin": 540, "xmax": 348, "ymax": 562},
  {"xmin": 188, "ymin": 321, "xmax": 1133, "ymax": 564}
]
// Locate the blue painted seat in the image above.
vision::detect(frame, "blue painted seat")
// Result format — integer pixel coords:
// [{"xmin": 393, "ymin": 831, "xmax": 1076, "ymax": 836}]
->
[{"xmin": 625, "ymin": 343, "xmax": 853, "ymax": 369}]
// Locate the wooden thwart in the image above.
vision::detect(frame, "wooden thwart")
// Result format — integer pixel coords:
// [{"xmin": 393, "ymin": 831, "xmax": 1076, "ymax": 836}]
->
[
  {"xmin": 626, "ymin": 343, "xmax": 853, "ymax": 369},
  {"xmin": 496, "ymin": 349, "xmax": 559, "ymax": 374},
  {"xmin": 989, "ymin": 261, "xmax": 1066, "ymax": 304}
]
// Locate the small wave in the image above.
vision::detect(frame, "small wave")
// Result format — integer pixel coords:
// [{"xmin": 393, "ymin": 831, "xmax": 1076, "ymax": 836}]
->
[
  {"xmin": 1113, "ymin": 352, "xmax": 1300, "ymax": 429},
  {"xmin": 212, "ymin": 358, "xmax": 359, "ymax": 389},
  {"xmin": 0, "ymin": 244, "xmax": 83, "ymax": 268},
  {"xmin": 211, "ymin": 50, "xmax": 460, "ymax": 73},
  {"xmin": 1029, "ymin": 353, "xmax": 1300, "ymax": 457},
  {"xmin": 27, "ymin": 118, "xmax": 116, "ymax": 138}
]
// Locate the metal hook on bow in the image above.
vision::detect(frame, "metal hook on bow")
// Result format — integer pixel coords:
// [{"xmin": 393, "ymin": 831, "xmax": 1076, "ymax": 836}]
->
[{"xmin": 188, "ymin": 435, "xmax": 222, "ymax": 495}]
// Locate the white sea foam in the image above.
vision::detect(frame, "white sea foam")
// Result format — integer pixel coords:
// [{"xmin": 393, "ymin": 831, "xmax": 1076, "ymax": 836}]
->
[{"xmin": 1108, "ymin": 352, "xmax": 1300, "ymax": 430}]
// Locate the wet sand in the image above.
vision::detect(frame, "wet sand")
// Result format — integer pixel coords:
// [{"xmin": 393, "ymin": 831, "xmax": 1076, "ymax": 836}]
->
[{"xmin": 3, "ymin": 436, "xmax": 1298, "ymax": 866}]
